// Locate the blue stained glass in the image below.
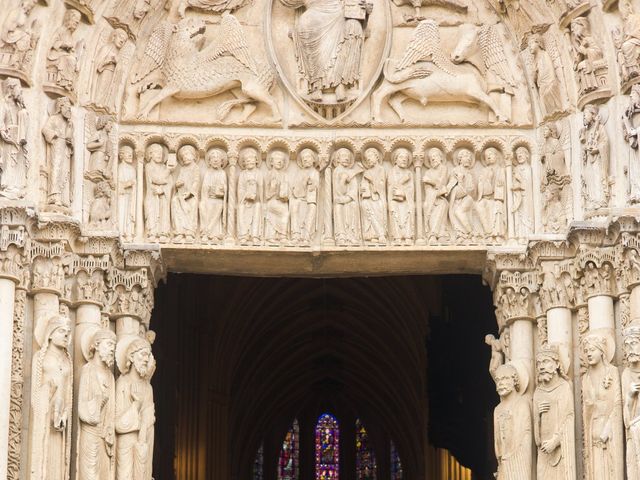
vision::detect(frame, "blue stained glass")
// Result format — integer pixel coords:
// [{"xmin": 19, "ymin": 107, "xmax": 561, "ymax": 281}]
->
[
  {"xmin": 315, "ymin": 413, "xmax": 340, "ymax": 480},
  {"xmin": 355, "ymin": 419, "xmax": 376, "ymax": 480}
]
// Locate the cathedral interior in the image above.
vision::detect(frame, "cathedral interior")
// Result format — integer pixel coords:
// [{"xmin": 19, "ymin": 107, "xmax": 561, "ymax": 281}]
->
[{"xmin": 150, "ymin": 274, "xmax": 497, "ymax": 480}]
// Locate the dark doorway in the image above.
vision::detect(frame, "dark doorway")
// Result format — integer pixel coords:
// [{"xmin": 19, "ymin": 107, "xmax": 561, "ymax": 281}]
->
[{"xmin": 151, "ymin": 274, "xmax": 497, "ymax": 480}]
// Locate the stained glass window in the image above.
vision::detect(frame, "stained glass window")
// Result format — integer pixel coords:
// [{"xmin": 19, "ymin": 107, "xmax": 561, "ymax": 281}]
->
[
  {"xmin": 315, "ymin": 413, "xmax": 340, "ymax": 480},
  {"xmin": 253, "ymin": 442, "xmax": 264, "ymax": 480},
  {"xmin": 278, "ymin": 419, "xmax": 300, "ymax": 480},
  {"xmin": 390, "ymin": 441, "xmax": 403, "ymax": 480},
  {"xmin": 355, "ymin": 419, "xmax": 377, "ymax": 480}
]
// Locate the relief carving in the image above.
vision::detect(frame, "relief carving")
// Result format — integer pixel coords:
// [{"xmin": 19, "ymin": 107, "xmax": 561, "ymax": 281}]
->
[
  {"xmin": 117, "ymin": 145, "xmax": 137, "ymax": 242},
  {"xmin": 291, "ymin": 148, "xmax": 319, "ymax": 246},
  {"xmin": 490, "ymin": 0, "xmax": 550, "ymax": 46},
  {"xmin": 177, "ymin": 0, "xmax": 251, "ymax": 18},
  {"xmin": 277, "ymin": 0, "xmax": 373, "ymax": 112},
  {"xmin": 332, "ymin": 147, "xmax": 362, "ymax": 246},
  {"xmin": 581, "ymin": 334, "xmax": 624, "ymax": 480},
  {"xmin": 623, "ymin": 325, "xmax": 640, "ymax": 480},
  {"xmin": 171, "ymin": 145, "xmax": 200, "ymax": 243},
  {"xmin": 540, "ymin": 122, "xmax": 572, "ymax": 233},
  {"xmin": 0, "ymin": 0, "xmax": 41, "ymax": 84},
  {"xmin": 476, "ymin": 147, "xmax": 506, "ymax": 242},
  {"xmin": 44, "ymin": 9, "xmax": 83, "ymax": 101},
  {"xmin": 264, "ymin": 149, "xmax": 290, "ymax": 245},
  {"xmin": 623, "ymin": 84, "xmax": 640, "ymax": 204},
  {"xmin": 0, "ymin": 77, "xmax": 28, "ymax": 200},
  {"xmin": 143, "ymin": 143, "xmax": 173, "ymax": 242},
  {"xmin": 422, "ymin": 147, "xmax": 448, "ymax": 244},
  {"xmin": 493, "ymin": 362, "xmax": 532, "ymax": 480},
  {"xmin": 446, "ymin": 148, "xmax": 476, "ymax": 242},
  {"xmin": 533, "ymin": 345, "xmax": 576, "ymax": 480},
  {"xmin": 131, "ymin": 15, "xmax": 280, "ymax": 122},
  {"xmin": 510, "ymin": 146, "xmax": 533, "ymax": 240},
  {"xmin": 86, "ymin": 115, "xmax": 116, "ymax": 229},
  {"xmin": 580, "ymin": 104, "xmax": 611, "ymax": 213},
  {"xmin": 360, "ymin": 147, "xmax": 387, "ymax": 245},
  {"xmin": 372, "ymin": 20, "xmax": 509, "ymax": 124},
  {"xmin": 612, "ymin": 0, "xmax": 640, "ymax": 92},
  {"xmin": 42, "ymin": 97, "xmax": 74, "ymax": 211},
  {"xmin": 237, "ymin": 147, "xmax": 263, "ymax": 245},
  {"xmin": 89, "ymin": 28, "xmax": 129, "ymax": 114},
  {"xmin": 115, "ymin": 336, "xmax": 155, "ymax": 480},
  {"xmin": 569, "ymin": 16, "xmax": 612, "ymax": 108},
  {"xmin": 77, "ymin": 329, "xmax": 117, "ymax": 480},
  {"xmin": 30, "ymin": 315, "xmax": 73, "ymax": 480},
  {"xmin": 527, "ymin": 34, "xmax": 564, "ymax": 121},
  {"xmin": 106, "ymin": 0, "xmax": 156, "ymax": 41},
  {"xmin": 200, "ymin": 148, "xmax": 228, "ymax": 244},
  {"xmin": 387, "ymin": 148, "xmax": 415, "ymax": 245}
]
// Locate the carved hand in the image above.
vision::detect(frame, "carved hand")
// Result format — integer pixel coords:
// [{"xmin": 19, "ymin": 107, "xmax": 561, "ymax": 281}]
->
[{"xmin": 538, "ymin": 401, "xmax": 550, "ymax": 415}]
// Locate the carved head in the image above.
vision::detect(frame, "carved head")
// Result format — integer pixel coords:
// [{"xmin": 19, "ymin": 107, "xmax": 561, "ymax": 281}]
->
[
  {"xmin": 570, "ymin": 17, "xmax": 590, "ymax": 40},
  {"xmin": 178, "ymin": 145, "xmax": 197, "ymax": 166},
  {"xmin": 624, "ymin": 326, "xmax": 640, "ymax": 365},
  {"xmin": 494, "ymin": 363, "xmax": 520, "ymax": 397},
  {"xmin": 89, "ymin": 329, "xmax": 116, "ymax": 367},
  {"xmin": 112, "ymin": 28, "xmax": 128, "ymax": 49},
  {"xmin": 392, "ymin": 148, "xmax": 412, "ymax": 168},
  {"xmin": 455, "ymin": 148, "xmax": 473, "ymax": 168},
  {"xmin": 2, "ymin": 78, "xmax": 22, "ymax": 103},
  {"xmin": 362, "ymin": 147, "xmax": 381, "ymax": 168},
  {"xmin": 334, "ymin": 148, "xmax": 354, "ymax": 168},
  {"xmin": 55, "ymin": 97, "xmax": 72, "ymax": 120},
  {"xmin": 126, "ymin": 338, "xmax": 152, "ymax": 377},
  {"xmin": 133, "ymin": 0, "xmax": 151, "ymax": 20},
  {"xmin": 298, "ymin": 148, "xmax": 318, "ymax": 169},
  {"xmin": 207, "ymin": 148, "xmax": 227, "ymax": 169},
  {"xmin": 450, "ymin": 23, "xmax": 478, "ymax": 64},
  {"xmin": 268, "ymin": 149, "xmax": 288, "ymax": 170},
  {"xmin": 146, "ymin": 143, "xmax": 165, "ymax": 164},
  {"xmin": 527, "ymin": 34, "xmax": 543, "ymax": 53},
  {"xmin": 483, "ymin": 147, "xmax": 500, "ymax": 166},
  {"xmin": 514, "ymin": 146, "xmax": 530, "ymax": 165},
  {"xmin": 543, "ymin": 122, "xmax": 559, "ymax": 140},
  {"xmin": 63, "ymin": 9, "xmax": 81, "ymax": 32},
  {"xmin": 582, "ymin": 334, "xmax": 607, "ymax": 367},
  {"xmin": 45, "ymin": 315, "xmax": 72, "ymax": 350},
  {"xmin": 96, "ymin": 115, "xmax": 113, "ymax": 132},
  {"xmin": 536, "ymin": 345, "xmax": 562, "ymax": 383},
  {"xmin": 427, "ymin": 147, "xmax": 444, "ymax": 168},
  {"xmin": 239, "ymin": 147, "xmax": 260, "ymax": 170},
  {"xmin": 119, "ymin": 145, "xmax": 134, "ymax": 164},
  {"xmin": 21, "ymin": 0, "xmax": 37, "ymax": 13},
  {"xmin": 583, "ymin": 104, "xmax": 598, "ymax": 126}
]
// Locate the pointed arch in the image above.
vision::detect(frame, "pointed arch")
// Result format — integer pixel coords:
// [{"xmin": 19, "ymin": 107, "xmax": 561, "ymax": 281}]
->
[
  {"xmin": 315, "ymin": 413, "xmax": 340, "ymax": 479},
  {"xmin": 356, "ymin": 419, "xmax": 377, "ymax": 479},
  {"xmin": 278, "ymin": 419, "xmax": 300, "ymax": 480}
]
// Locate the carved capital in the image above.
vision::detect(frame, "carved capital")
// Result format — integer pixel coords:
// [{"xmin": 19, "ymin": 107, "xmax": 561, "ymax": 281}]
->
[
  {"xmin": 73, "ymin": 255, "xmax": 110, "ymax": 306},
  {"xmin": 494, "ymin": 270, "xmax": 538, "ymax": 328},
  {"xmin": 28, "ymin": 241, "xmax": 72, "ymax": 295},
  {"xmin": 538, "ymin": 260, "xmax": 577, "ymax": 311},
  {"xmin": 576, "ymin": 246, "xmax": 618, "ymax": 299},
  {"xmin": 107, "ymin": 267, "xmax": 153, "ymax": 324},
  {"xmin": 0, "ymin": 225, "xmax": 27, "ymax": 283}
]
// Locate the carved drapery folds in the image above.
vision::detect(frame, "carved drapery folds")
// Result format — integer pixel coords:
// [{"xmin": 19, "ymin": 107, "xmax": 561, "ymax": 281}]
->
[
  {"xmin": 43, "ymin": 8, "xmax": 83, "ymax": 101},
  {"xmin": 0, "ymin": 0, "xmax": 41, "ymax": 85},
  {"xmin": 122, "ymin": 134, "xmax": 541, "ymax": 246}
]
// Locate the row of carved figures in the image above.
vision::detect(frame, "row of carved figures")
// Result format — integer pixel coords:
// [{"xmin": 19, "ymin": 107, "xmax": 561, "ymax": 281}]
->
[
  {"xmin": 122, "ymin": 142, "xmax": 535, "ymax": 246},
  {"xmin": 487, "ymin": 326, "xmax": 640, "ymax": 480},
  {"xmin": 31, "ymin": 313, "xmax": 155, "ymax": 480}
]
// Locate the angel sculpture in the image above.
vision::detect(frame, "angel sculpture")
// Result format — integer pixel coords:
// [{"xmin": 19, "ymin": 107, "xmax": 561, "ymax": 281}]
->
[
  {"xmin": 131, "ymin": 14, "xmax": 280, "ymax": 122},
  {"xmin": 371, "ymin": 19, "xmax": 509, "ymax": 123},
  {"xmin": 177, "ymin": 0, "xmax": 252, "ymax": 18}
]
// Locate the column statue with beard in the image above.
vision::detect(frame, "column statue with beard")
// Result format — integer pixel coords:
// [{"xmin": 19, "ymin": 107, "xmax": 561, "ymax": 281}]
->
[
  {"xmin": 623, "ymin": 325, "xmax": 640, "ymax": 479},
  {"xmin": 115, "ymin": 337, "xmax": 155, "ymax": 480},
  {"xmin": 533, "ymin": 345, "xmax": 576, "ymax": 480},
  {"xmin": 493, "ymin": 362, "xmax": 532, "ymax": 480},
  {"xmin": 77, "ymin": 328, "xmax": 117, "ymax": 480}
]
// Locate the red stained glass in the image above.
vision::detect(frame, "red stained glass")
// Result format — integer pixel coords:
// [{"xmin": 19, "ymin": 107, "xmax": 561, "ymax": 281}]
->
[{"xmin": 315, "ymin": 413, "xmax": 340, "ymax": 480}]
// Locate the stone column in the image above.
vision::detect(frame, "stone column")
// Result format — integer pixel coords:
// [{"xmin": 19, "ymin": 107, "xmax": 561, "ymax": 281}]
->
[
  {"xmin": 0, "ymin": 237, "xmax": 24, "ymax": 480},
  {"xmin": 414, "ymin": 154, "xmax": 425, "ymax": 245},
  {"xmin": 538, "ymin": 261, "xmax": 575, "ymax": 375}
]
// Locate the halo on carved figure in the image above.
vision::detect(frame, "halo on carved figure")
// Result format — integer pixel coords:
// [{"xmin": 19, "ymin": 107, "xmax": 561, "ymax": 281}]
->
[
  {"xmin": 558, "ymin": 2, "xmax": 591, "ymax": 29},
  {"xmin": 265, "ymin": 0, "xmax": 392, "ymax": 125},
  {"xmin": 206, "ymin": 147, "xmax": 229, "ymax": 169},
  {"xmin": 295, "ymin": 146, "xmax": 319, "ymax": 169},
  {"xmin": 80, "ymin": 326, "xmax": 116, "ymax": 361},
  {"xmin": 115, "ymin": 334, "xmax": 151, "ymax": 375},
  {"xmin": 480, "ymin": 144, "xmax": 504, "ymax": 168},
  {"xmin": 331, "ymin": 147, "xmax": 356, "ymax": 168},
  {"xmin": 177, "ymin": 143, "xmax": 200, "ymax": 164},
  {"xmin": 267, "ymin": 148, "xmax": 290, "ymax": 169},
  {"xmin": 391, "ymin": 146, "xmax": 414, "ymax": 168},
  {"xmin": 581, "ymin": 329, "xmax": 616, "ymax": 364},
  {"xmin": 34, "ymin": 314, "xmax": 72, "ymax": 350},
  {"xmin": 238, "ymin": 146, "xmax": 262, "ymax": 169},
  {"xmin": 451, "ymin": 146, "xmax": 476, "ymax": 168}
]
